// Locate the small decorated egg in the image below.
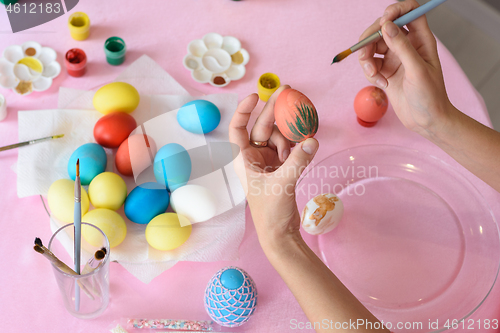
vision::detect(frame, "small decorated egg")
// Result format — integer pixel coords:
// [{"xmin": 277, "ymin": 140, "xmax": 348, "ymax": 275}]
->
[
  {"xmin": 82, "ymin": 208, "xmax": 127, "ymax": 248},
  {"xmin": 177, "ymin": 100, "xmax": 221, "ymax": 134},
  {"xmin": 204, "ymin": 266, "xmax": 258, "ymax": 327},
  {"xmin": 93, "ymin": 112, "xmax": 137, "ymax": 148},
  {"xmin": 124, "ymin": 182, "xmax": 170, "ymax": 224},
  {"xmin": 115, "ymin": 134, "xmax": 157, "ymax": 177},
  {"xmin": 48, "ymin": 179, "xmax": 90, "ymax": 223},
  {"xmin": 145, "ymin": 213, "xmax": 192, "ymax": 251},
  {"xmin": 68, "ymin": 143, "xmax": 107, "ymax": 185},
  {"xmin": 170, "ymin": 185, "xmax": 216, "ymax": 223},
  {"xmin": 88, "ymin": 172, "xmax": 127, "ymax": 210},
  {"xmin": 274, "ymin": 88, "xmax": 319, "ymax": 143},
  {"xmin": 92, "ymin": 82, "xmax": 140, "ymax": 115},
  {"xmin": 301, "ymin": 193, "xmax": 344, "ymax": 235},
  {"xmin": 153, "ymin": 143, "xmax": 191, "ymax": 191},
  {"xmin": 354, "ymin": 86, "xmax": 389, "ymax": 127}
]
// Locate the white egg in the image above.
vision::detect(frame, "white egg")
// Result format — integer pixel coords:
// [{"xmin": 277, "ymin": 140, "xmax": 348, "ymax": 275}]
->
[
  {"xmin": 170, "ymin": 184, "xmax": 216, "ymax": 224},
  {"xmin": 301, "ymin": 193, "xmax": 344, "ymax": 235}
]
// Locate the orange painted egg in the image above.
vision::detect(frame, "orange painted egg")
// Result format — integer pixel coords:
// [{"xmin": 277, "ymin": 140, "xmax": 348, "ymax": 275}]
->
[
  {"xmin": 354, "ymin": 86, "xmax": 389, "ymax": 127},
  {"xmin": 115, "ymin": 134, "xmax": 157, "ymax": 177},
  {"xmin": 274, "ymin": 89, "xmax": 319, "ymax": 143}
]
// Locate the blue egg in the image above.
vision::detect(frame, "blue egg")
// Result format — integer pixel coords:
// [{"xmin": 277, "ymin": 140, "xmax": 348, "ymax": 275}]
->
[
  {"xmin": 153, "ymin": 143, "xmax": 191, "ymax": 192},
  {"xmin": 124, "ymin": 182, "xmax": 170, "ymax": 224},
  {"xmin": 204, "ymin": 266, "xmax": 258, "ymax": 328},
  {"xmin": 177, "ymin": 100, "xmax": 221, "ymax": 134},
  {"xmin": 68, "ymin": 143, "xmax": 107, "ymax": 185}
]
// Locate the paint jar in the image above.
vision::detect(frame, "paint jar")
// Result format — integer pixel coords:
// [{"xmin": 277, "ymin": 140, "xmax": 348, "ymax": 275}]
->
[
  {"xmin": 0, "ymin": 0, "xmax": 20, "ymax": 5},
  {"xmin": 65, "ymin": 48, "xmax": 87, "ymax": 77},
  {"xmin": 68, "ymin": 12, "xmax": 90, "ymax": 41},
  {"xmin": 104, "ymin": 37, "xmax": 126, "ymax": 66},
  {"xmin": 257, "ymin": 73, "xmax": 280, "ymax": 102},
  {"xmin": 0, "ymin": 94, "xmax": 7, "ymax": 122}
]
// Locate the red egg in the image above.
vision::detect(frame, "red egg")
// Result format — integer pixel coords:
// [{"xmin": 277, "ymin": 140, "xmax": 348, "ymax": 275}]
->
[
  {"xmin": 115, "ymin": 134, "xmax": 157, "ymax": 177},
  {"xmin": 93, "ymin": 112, "xmax": 137, "ymax": 148},
  {"xmin": 274, "ymin": 89, "xmax": 319, "ymax": 143},
  {"xmin": 354, "ymin": 86, "xmax": 389, "ymax": 127}
]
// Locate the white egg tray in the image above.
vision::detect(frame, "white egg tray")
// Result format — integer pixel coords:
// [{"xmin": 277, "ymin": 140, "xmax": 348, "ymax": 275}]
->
[
  {"xmin": 0, "ymin": 41, "xmax": 61, "ymax": 96},
  {"xmin": 183, "ymin": 33, "xmax": 249, "ymax": 88}
]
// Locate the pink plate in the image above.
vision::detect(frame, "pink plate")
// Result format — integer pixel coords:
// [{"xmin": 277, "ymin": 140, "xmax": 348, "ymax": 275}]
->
[{"xmin": 296, "ymin": 145, "xmax": 500, "ymax": 332}]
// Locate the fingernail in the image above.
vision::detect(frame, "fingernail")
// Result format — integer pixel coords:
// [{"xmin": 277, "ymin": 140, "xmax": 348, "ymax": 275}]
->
[
  {"xmin": 363, "ymin": 63, "xmax": 375, "ymax": 77},
  {"xmin": 376, "ymin": 78, "xmax": 387, "ymax": 89},
  {"xmin": 302, "ymin": 138, "xmax": 318, "ymax": 155},
  {"xmin": 282, "ymin": 149, "xmax": 289, "ymax": 161},
  {"xmin": 384, "ymin": 22, "xmax": 399, "ymax": 38},
  {"xmin": 359, "ymin": 48, "xmax": 366, "ymax": 59}
]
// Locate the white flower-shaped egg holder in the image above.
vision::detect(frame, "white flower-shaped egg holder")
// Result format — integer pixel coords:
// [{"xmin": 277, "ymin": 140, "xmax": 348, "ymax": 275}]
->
[
  {"xmin": 183, "ymin": 33, "xmax": 249, "ymax": 88},
  {"xmin": 0, "ymin": 41, "xmax": 61, "ymax": 96}
]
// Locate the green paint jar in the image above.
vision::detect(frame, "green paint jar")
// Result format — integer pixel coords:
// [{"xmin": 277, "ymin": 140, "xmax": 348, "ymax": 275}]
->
[{"xmin": 104, "ymin": 37, "xmax": 126, "ymax": 66}]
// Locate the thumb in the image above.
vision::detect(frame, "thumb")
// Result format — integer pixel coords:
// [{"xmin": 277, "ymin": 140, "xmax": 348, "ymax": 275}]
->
[
  {"xmin": 279, "ymin": 138, "xmax": 319, "ymax": 185},
  {"xmin": 382, "ymin": 21, "xmax": 425, "ymax": 75}
]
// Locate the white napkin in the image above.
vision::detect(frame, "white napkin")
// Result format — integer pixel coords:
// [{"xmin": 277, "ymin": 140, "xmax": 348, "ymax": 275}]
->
[{"xmin": 18, "ymin": 55, "xmax": 246, "ymax": 283}]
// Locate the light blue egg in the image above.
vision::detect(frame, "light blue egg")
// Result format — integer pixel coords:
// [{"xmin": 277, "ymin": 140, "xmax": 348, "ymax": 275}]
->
[
  {"xmin": 204, "ymin": 266, "xmax": 258, "ymax": 328},
  {"xmin": 68, "ymin": 143, "xmax": 107, "ymax": 185},
  {"xmin": 177, "ymin": 100, "xmax": 221, "ymax": 134},
  {"xmin": 124, "ymin": 182, "xmax": 170, "ymax": 224},
  {"xmin": 153, "ymin": 143, "xmax": 191, "ymax": 192}
]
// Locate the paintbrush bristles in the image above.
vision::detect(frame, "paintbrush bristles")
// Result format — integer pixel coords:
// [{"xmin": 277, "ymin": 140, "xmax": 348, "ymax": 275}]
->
[
  {"xmin": 95, "ymin": 249, "xmax": 106, "ymax": 260},
  {"xmin": 34, "ymin": 237, "xmax": 43, "ymax": 247},
  {"xmin": 76, "ymin": 159, "xmax": 80, "ymax": 177},
  {"xmin": 331, "ymin": 49, "xmax": 353, "ymax": 64}
]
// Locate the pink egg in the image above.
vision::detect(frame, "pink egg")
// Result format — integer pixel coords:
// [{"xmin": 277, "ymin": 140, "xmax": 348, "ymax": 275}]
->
[
  {"xmin": 115, "ymin": 134, "xmax": 157, "ymax": 177},
  {"xmin": 354, "ymin": 86, "xmax": 389, "ymax": 127}
]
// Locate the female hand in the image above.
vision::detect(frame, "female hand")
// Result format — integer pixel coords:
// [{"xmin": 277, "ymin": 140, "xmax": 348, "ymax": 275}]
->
[
  {"xmin": 228, "ymin": 86, "xmax": 319, "ymax": 252},
  {"xmin": 358, "ymin": 0, "xmax": 453, "ymax": 137}
]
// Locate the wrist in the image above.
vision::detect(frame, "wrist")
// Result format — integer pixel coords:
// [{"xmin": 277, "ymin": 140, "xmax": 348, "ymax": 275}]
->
[
  {"xmin": 259, "ymin": 229, "xmax": 306, "ymax": 261},
  {"xmin": 417, "ymin": 101, "xmax": 458, "ymax": 142}
]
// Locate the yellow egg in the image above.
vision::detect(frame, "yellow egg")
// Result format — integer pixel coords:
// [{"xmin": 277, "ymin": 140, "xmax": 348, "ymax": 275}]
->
[
  {"xmin": 145, "ymin": 213, "xmax": 192, "ymax": 251},
  {"xmin": 47, "ymin": 179, "xmax": 90, "ymax": 223},
  {"xmin": 88, "ymin": 172, "xmax": 127, "ymax": 210},
  {"xmin": 92, "ymin": 82, "xmax": 140, "ymax": 114},
  {"xmin": 82, "ymin": 208, "xmax": 127, "ymax": 248}
]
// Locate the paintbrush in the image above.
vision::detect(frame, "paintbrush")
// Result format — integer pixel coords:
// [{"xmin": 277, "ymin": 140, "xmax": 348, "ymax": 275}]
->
[
  {"xmin": 74, "ymin": 159, "xmax": 82, "ymax": 311},
  {"xmin": 0, "ymin": 134, "xmax": 64, "ymax": 152},
  {"xmin": 81, "ymin": 247, "xmax": 107, "ymax": 275},
  {"xmin": 33, "ymin": 239, "xmax": 94, "ymax": 300},
  {"xmin": 331, "ymin": 0, "xmax": 449, "ymax": 64}
]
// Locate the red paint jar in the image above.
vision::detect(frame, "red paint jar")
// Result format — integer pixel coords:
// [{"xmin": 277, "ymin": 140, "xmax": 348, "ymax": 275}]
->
[{"xmin": 65, "ymin": 48, "xmax": 87, "ymax": 77}]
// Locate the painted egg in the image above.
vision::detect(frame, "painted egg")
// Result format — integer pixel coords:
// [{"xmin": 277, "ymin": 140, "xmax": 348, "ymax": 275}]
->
[
  {"xmin": 88, "ymin": 172, "xmax": 127, "ymax": 210},
  {"xmin": 354, "ymin": 86, "xmax": 389, "ymax": 127},
  {"xmin": 68, "ymin": 143, "xmax": 107, "ymax": 185},
  {"xmin": 82, "ymin": 208, "xmax": 127, "ymax": 248},
  {"xmin": 92, "ymin": 82, "xmax": 140, "ymax": 115},
  {"xmin": 170, "ymin": 185, "xmax": 216, "ymax": 223},
  {"xmin": 153, "ymin": 143, "xmax": 191, "ymax": 191},
  {"xmin": 145, "ymin": 213, "xmax": 192, "ymax": 251},
  {"xmin": 115, "ymin": 134, "xmax": 157, "ymax": 177},
  {"xmin": 93, "ymin": 112, "xmax": 137, "ymax": 148},
  {"xmin": 124, "ymin": 182, "xmax": 170, "ymax": 224},
  {"xmin": 47, "ymin": 179, "xmax": 90, "ymax": 223},
  {"xmin": 301, "ymin": 193, "xmax": 344, "ymax": 235},
  {"xmin": 177, "ymin": 100, "xmax": 221, "ymax": 134},
  {"xmin": 204, "ymin": 266, "xmax": 258, "ymax": 327},
  {"xmin": 274, "ymin": 88, "xmax": 319, "ymax": 143}
]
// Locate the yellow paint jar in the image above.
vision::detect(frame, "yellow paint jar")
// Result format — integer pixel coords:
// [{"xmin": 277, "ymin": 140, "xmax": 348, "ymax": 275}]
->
[
  {"xmin": 257, "ymin": 73, "xmax": 280, "ymax": 102},
  {"xmin": 68, "ymin": 12, "xmax": 90, "ymax": 41}
]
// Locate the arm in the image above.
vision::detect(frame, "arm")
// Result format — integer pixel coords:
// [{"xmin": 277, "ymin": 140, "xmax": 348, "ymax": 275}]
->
[
  {"xmin": 358, "ymin": 0, "xmax": 500, "ymax": 192},
  {"xmin": 229, "ymin": 90, "xmax": 389, "ymax": 332}
]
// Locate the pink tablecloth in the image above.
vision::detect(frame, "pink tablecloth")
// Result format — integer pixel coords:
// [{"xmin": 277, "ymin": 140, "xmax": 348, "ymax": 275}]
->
[{"xmin": 1, "ymin": 1, "xmax": 499, "ymax": 332}]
